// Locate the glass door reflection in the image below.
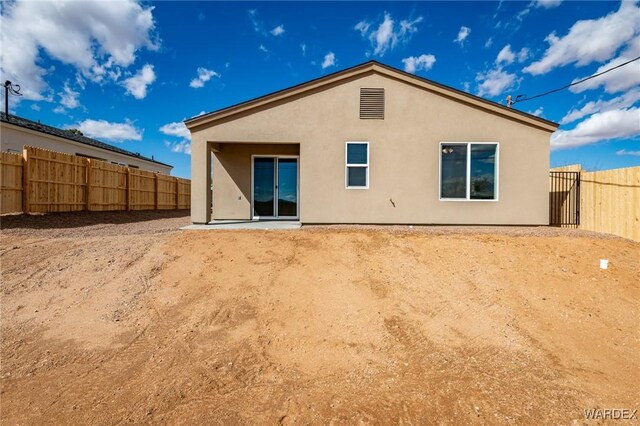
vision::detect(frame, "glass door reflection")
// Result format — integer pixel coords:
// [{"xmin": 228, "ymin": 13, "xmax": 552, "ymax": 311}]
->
[
  {"xmin": 277, "ymin": 158, "xmax": 298, "ymax": 217},
  {"xmin": 253, "ymin": 157, "xmax": 275, "ymax": 217}
]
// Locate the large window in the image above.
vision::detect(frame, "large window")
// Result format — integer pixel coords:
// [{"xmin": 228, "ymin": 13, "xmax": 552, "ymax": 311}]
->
[
  {"xmin": 440, "ymin": 142, "xmax": 498, "ymax": 201},
  {"xmin": 346, "ymin": 142, "xmax": 369, "ymax": 188}
]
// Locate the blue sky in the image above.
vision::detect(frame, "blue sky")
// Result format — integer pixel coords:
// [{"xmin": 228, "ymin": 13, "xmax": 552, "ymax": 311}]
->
[{"xmin": 1, "ymin": 1, "xmax": 639, "ymax": 178}]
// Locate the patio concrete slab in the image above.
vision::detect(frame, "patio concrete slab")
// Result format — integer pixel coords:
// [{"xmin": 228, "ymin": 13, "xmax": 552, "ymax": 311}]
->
[{"xmin": 181, "ymin": 220, "xmax": 301, "ymax": 230}]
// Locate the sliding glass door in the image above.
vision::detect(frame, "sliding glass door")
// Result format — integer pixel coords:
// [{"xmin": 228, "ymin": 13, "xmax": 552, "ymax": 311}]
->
[
  {"xmin": 277, "ymin": 158, "xmax": 298, "ymax": 217},
  {"xmin": 253, "ymin": 158, "xmax": 276, "ymax": 217},
  {"xmin": 252, "ymin": 156, "xmax": 298, "ymax": 219}
]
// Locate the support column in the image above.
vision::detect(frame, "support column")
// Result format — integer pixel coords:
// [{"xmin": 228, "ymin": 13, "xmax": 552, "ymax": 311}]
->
[{"xmin": 190, "ymin": 138, "xmax": 212, "ymax": 223}]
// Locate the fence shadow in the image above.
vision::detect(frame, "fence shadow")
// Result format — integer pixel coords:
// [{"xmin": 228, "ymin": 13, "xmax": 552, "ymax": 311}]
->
[
  {"xmin": 580, "ymin": 179, "xmax": 640, "ymax": 188},
  {"xmin": 0, "ymin": 209, "xmax": 190, "ymax": 231}
]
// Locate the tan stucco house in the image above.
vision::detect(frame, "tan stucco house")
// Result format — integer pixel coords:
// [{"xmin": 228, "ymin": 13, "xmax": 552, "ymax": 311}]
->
[
  {"xmin": 186, "ymin": 61, "xmax": 558, "ymax": 225},
  {"xmin": 1, "ymin": 112, "xmax": 172, "ymax": 174}
]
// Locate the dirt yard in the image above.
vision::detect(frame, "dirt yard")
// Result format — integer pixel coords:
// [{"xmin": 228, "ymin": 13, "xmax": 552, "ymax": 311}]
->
[{"xmin": 1, "ymin": 212, "xmax": 639, "ymax": 424}]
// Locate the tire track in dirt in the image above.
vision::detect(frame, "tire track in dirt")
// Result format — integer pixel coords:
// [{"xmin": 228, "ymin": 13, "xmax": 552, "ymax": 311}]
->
[
  {"xmin": 34, "ymin": 243, "xmax": 169, "ymax": 422},
  {"xmin": 2, "ymin": 225, "xmax": 638, "ymax": 424}
]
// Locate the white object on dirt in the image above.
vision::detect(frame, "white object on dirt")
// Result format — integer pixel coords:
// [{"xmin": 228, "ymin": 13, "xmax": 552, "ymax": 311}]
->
[{"xmin": 600, "ymin": 259, "xmax": 609, "ymax": 270}]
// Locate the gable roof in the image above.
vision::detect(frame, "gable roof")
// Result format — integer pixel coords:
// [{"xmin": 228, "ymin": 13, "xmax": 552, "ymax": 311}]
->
[
  {"xmin": 185, "ymin": 60, "xmax": 559, "ymax": 133},
  {"xmin": 0, "ymin": 112, "xmax": 172, "ymax": 168}
]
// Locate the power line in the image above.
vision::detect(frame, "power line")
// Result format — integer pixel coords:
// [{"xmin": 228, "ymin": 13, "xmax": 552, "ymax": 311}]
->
[{"xmin": 513, "ymin": 55, "xmax": 640, "ymax": 104}]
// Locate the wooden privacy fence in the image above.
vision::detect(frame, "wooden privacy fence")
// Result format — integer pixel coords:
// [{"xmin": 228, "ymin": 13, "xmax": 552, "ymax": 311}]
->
[
  {"xmin": 0, "ymin": 146, "xmax": 190, "ymax": 214},
  {"xmin": 550, "ymin": 165, "xmax": 640, "ymax": 242},
  {"xmin": 580, "ymin": 166, "xmax": 640, "ymax": 242},
  {"xmin": 1, "ymin": 152, "xmax": 23, "ymax": 214}
]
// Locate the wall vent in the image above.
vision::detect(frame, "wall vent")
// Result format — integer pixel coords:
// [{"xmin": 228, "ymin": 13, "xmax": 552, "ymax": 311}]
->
[{"xmin": 359, "ymin": 88, "xmax": 384, "ymax": 119}]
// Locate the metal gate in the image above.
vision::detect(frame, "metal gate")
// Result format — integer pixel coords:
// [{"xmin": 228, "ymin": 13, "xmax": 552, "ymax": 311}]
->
[{"xmin": 549, "ymin": 171, "xmax": 580, "ymax": 227}]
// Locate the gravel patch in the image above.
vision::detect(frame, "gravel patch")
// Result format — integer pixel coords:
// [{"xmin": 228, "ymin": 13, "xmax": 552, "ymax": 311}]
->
[{"xmin": 304, "ymin": 224, "xmax": 625, "ymax": 240}]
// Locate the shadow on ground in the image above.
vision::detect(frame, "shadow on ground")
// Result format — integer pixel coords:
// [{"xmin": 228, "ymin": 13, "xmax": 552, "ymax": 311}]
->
[{"xmin": 1, "ymin": 210, "xmax": 190, "ymax": 231}]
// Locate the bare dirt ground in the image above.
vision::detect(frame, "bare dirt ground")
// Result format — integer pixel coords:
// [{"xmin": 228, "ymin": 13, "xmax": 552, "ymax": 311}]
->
[{"xmin": 1, "ymin": 212, "xmax": 639, "ymax": 424}]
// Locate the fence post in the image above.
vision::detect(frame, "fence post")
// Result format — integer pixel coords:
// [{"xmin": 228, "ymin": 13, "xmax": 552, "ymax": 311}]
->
[
  {"xmin": 86, "ymin": 159, "xmax": 92, "ymax": 211},
  {"xmin": 174, "ymin": 177, "xmax": 179, "ymax": 209},
  {"xmin": 154, "ymin": 173, "xmax": 159, "ymax": 210},
  {"xmin": 126, "ymin": 169, "xmax": 131, "ymax": 211},
  {"xmin": 22, "ymin": 147, "xmax": 30, "ymax": 214}
]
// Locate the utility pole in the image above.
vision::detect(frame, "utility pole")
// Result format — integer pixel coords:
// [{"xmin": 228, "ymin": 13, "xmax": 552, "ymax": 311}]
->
[{"xmin": 4, "ymin": 80, "xmax": 22, "ymax": 119}]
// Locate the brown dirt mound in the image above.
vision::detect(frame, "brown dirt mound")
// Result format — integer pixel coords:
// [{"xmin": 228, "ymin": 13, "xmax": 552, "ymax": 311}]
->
[{"xmin": 1, "ymin": 216, "xmax": 638, "ymax": 424}]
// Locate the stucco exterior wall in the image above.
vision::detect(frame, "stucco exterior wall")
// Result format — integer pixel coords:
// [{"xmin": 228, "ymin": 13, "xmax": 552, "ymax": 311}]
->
[
  {"xmin": 191, "ymin": 72, "xmax": 551, "ymax": 225},
  {"xmin": 0, "ymin": 124, "xmax": 172, "ymax": 174}
]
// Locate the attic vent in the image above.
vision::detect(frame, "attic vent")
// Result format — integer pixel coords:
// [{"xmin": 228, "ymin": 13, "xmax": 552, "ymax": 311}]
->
[{"xmin": 360, "ymin": 88, "xmax": 384, "ymax": 119}]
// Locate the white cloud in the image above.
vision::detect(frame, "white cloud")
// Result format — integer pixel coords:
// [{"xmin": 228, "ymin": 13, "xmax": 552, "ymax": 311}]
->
[
  {"xmin": 321, "ymin": 52, "xmax": 336, "ymax": 69},
  {"xmin": 354, "ymin": 21, "xmax": 371, "ymax": 37},
  {"xmin": 484, "ymin": 37, "xmax": 494, "ymax": 49},
  {"xmin": 454, "ymin": 26, "xmax": 471, "ymax": 45},
  {"xmin": 123, "ymin": 64, "xmax": 156, "ymax": 99},
  {"xmin": 516, "ymin": 6, "xmax": 532, "ymax": 22},
  {"xmin": 524, "ymin": 1, "xmax": 640, "ymax": 75},
  {"xmin": 247, "ymin": 9, "xmax": 283, "ymax": 38},
  {"xmin": 551, "ymin": 107, "xmax": 640, "ymax": 149},
  {"xmin": 569, "ymin": 37, "xmax": 640, "ymax": 94},
  {"xmin": 71, "ymin": 119, "xmax": 142, "ymax": 142},
  {"xmin": 159, "ymin": 121, "xmax": 190, "ymax": 139},
  {"xmin": 31, "ymin": 104, "xmax": 40, "ymax": 111},
  {"xmin": 529, "ymin": 107, "xmax": 544, "ymax": 117},
  {"xmin": 476, "ymin": 69, "xmax": 521, "ymax": 97},
  {"xmin": 496, "ymin": 45, "xmax": 530, "ymax": 65},
  {"xmin": 354, "ymin": 12, "xmax": 423, "ymax": 57},
  {"xmin": 402, "ymin": 54, "xmax": 436, "ymax": 74},
  {"xmin": 0, "ymin": 0, "xmax": 158, "ymax": 101},
  {"xmin": 534, "ymin": 0, "xmax": 562, "ymax": 9},
  {"xmin": 53, "ymin": 106, "xmax": 66, "ymax": 114},
  {"xmin": 496, "ymin": 45, "xmax": 516, "ymax": 65},
  {"xmin": 301, "ymin": 43, "xmax": 307, "ymax": 56},
  {"xmin": 189, "ymin": 67, "xmax": 220, "ymax": 89},
  {"xmin": 270, "ymin": 25, "xmax": 285, "ymax": 36},
  {"xmin": 247, "ymin": 9, "xmax": 262, "ymax": 33},
  {"xmin": 160, "ymin": 120, "xmax": 191, "ymax": 155},
  {"xmin": 169, "ymin": 140, "xmax": 191, "ymax": 155},
  {"xmin": 258, "ymin": 44, "xmax": 268, "ymax": 53},
  {"xmin": 616, "ymin": 149, "xmax": 640, "ymax": 156},
  {"xmin": 560, "ymin": 89, "xmax": 640, "ymax": 124},
  {"xmin": 59, "ymin": 83, "xmax": 80, "ymax": 109},
  {"xmin": 517, "ymin": 47, "xmax": 530, "ymax": 62}
]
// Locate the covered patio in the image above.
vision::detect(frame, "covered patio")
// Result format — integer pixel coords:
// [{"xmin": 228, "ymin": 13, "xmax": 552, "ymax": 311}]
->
[{"xmin": 191, "ymin": 141, "xmax": 300, "ymax": 223}]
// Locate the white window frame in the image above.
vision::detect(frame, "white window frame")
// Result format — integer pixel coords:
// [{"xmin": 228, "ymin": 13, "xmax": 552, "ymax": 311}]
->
[
  {"xmin": 345, "ymin": 141, "xmax": 369, "ymax": 189},
  {"xmin": 439, "ymin": 141, "xmax": 499, "ymax": 202}
]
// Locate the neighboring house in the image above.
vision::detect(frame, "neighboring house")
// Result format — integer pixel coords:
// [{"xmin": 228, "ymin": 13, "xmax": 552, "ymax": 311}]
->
[
  {"xmin": 186, "ymin": 61, "xmax": 558, "ymax": 225},
  {"xmin": 0, "ymin": 112, "xmax": 172, "ymax": 174}
]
